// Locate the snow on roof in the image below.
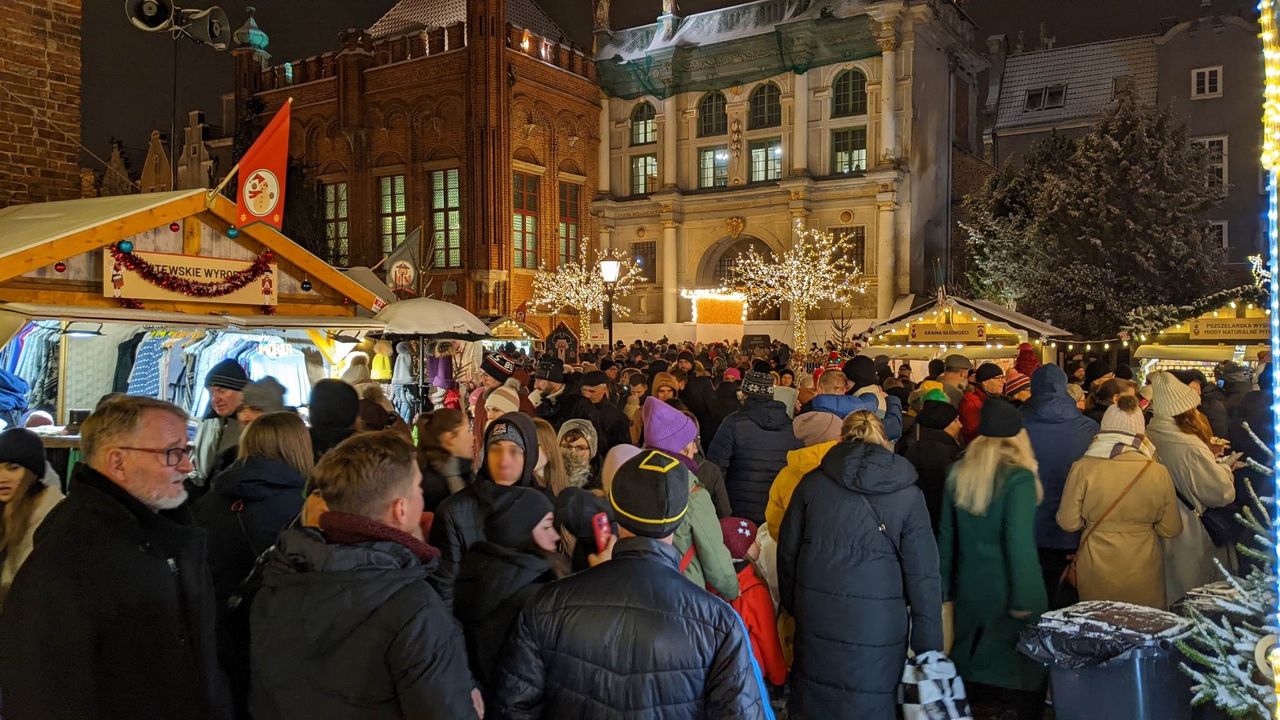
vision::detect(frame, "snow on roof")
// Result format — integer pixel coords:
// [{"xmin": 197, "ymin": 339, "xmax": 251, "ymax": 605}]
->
[
  {"xmin": 0, "ymin": 190, "xmax": 204, "ymax": 263},
  {"xmin": 994, "ymin": 35, "xmax": 1158, "ymax": 132},
  {"xmin": 369, "ymin": 0, "xmax": 565, "ymax": 41}
]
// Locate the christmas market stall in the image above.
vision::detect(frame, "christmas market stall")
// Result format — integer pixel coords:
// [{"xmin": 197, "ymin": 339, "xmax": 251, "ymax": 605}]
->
[
  {"xmin": 1122, "ymin": 283, "xmax": 1271, "ymax": 379},
  {"xmin": 0, "ymin": 189, "xmax": 385, "ymax": 467},
  {"xmin": 483, "ymin": 315, "xmax": 544, "ymax": 356}
]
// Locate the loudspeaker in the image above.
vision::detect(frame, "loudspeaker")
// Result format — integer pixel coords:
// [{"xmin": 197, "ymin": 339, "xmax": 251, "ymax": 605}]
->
[
  {"xmin": 180, "ymin": 6, "xmax": 230, "ymax": 50},
  {"xmin": 124, "ymin": 0, "xmax": 175, "ymax": 31}
]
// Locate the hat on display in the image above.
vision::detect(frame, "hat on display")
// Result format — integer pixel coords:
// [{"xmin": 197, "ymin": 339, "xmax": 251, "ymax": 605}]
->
[
  {"xmin": 977, "ymin": 398, "xmax": 1023, "ymax": 438},
  {"xmin": 720, "ymin": 517, "xmax": 757, "ymax": 560},
  {"xmin": 482, "ymin": 352, "xmax": 518, "ymax": 382},
  {"xmin": 741, "ymin": 370, "xmax": 775, "ymax": 398},
  {"xmin": 0, "ymin": 428, "xmax": 46, "ymax": 479},
  {"xmin": 609, "ymin": 449, "xmax": 691, "ymax": 539},
  {"xmin": 1150, "ymin": 371, "xmax": 1201, "ymax": 418},
  {"xmin": 206, "ymin": 359, "xmax": 248, "ymax": 391},
  {"xmin": 241, "ymin": 377, "xmax": 288, "ymax": 413}
]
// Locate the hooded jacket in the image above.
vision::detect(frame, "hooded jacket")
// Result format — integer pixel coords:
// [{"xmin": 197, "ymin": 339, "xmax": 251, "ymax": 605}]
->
[
  {"xmin": 249, "ymin": 527, "xmax": 477, "ymax": 720},
  {"xmin": 895, "ymin": 424, "xmax": 962, "ymax": 533},
  {"xmin": 1021, "ymin": 365, "xmax": 1099, "ymax": 549},
  {"xmin": 493, "ymin": 536, "xmax": 773, "ymax": 719},
  {"xmin": 671, "ymin": 476, "xmax": 740, "ymax": 600},
  {"xmin": 764, "ymin": 440, "xmax": 839, "ymax": 539},
  {"xmin": 429, "ymin": 412, "xmax": 539, "ymax": 609},
  {"xmin": 704, "ymin": 381, "xmax": 743, "ymax": 446},
  {"xmin": 454, "ymin": 542, "xmax": 552, "ymax": 691},
  {"xmin": 777, "ymin": 442, "xmax": 942, "ymax": 719},
  {"xmin": 1198, "ymin": 383, "xmax": 1230, "ymax": 438},
  {"xmin": 707, "ymin": 396, "xmax": 802, "ymax": 524},
  {"xmin": 0, "ymin": 464, "xmax": 62, "ymax": 606}
]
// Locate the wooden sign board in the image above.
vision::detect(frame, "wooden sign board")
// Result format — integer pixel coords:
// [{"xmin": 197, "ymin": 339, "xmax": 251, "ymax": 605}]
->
[
  {"xmin": 1188, "ymin": 317, "xmax": 1270, "ymax": 341},
  {"xmin": 907, "ymin": 323, "xmax": 986, "ymax": 343},
  {"xmin": 104, "ymin": 249, "xmax": 278, "ymax": 306}
]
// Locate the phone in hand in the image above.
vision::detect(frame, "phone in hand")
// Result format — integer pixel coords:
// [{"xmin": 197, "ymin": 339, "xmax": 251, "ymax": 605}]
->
[{"xmin": 592, "ymin": 512, "xmax": 613, "ymax": 553}]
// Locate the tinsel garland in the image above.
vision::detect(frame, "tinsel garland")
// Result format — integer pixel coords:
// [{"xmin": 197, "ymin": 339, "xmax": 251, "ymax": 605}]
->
[{"xmin": 110, "ymin": 244, "xmax": 275, "ymax": 298}]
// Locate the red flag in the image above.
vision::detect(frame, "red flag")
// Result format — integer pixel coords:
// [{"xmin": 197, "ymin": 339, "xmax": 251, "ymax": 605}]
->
[
  {"xmin": 514, "ymin": 300, "xmax": 529, "ymax": 323},
  {"xmin": 235, "ymin": 99, "xmax": 291, "ymax": 231}
]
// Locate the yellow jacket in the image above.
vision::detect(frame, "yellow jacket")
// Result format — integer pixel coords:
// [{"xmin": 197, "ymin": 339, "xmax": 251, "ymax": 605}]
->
[{"xmin": 765, "ymin": 440, "xmax": 839, "ymax": 538}]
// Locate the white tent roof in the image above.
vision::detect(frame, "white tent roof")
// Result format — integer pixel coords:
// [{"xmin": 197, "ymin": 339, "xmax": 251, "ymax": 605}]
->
[{"xmin": 0, "ymin": 190, "xmax": 204, "ymax": 261}]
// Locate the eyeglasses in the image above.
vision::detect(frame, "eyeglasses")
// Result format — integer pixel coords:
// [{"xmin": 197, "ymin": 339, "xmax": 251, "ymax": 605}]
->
[{"xmin": 116, "ymin": 445, "xmax": 195, "ymax": 467}]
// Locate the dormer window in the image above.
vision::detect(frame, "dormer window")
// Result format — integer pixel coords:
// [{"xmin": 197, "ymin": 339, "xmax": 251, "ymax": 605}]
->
[{"xmin": 1024, "ymin": 84, "xmax": 1066, "ymax": 112}]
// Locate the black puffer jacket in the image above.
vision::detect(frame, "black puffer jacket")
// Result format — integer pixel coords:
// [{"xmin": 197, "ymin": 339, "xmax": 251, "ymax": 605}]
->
[
  {"xmin": 249, "ymin": 527, "xmax": 477, "ymax": 720},
  {"xmin": 536, "ymin": 387, "xmax": 598, "ymax": 432},
  {"xmin": 494, "ymin": 537, "xmax": 771, "ymax": 719},
  {"xmin": 895, "ymin": 424, "xmax": 961, "ymax": 534},
  {"xmin": 777, "ymin": 441, "xmax": 942, "ymax": 720},
  {"xmin": 707, "ymin": 396, "xmax": 800, "ymax": 524},
  {"xmin": 454, "ymin": 542, "xmax": 551, "ymax": 691}
]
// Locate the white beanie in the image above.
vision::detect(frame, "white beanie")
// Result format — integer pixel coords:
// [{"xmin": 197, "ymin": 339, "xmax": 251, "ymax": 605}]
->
[
  {"xmin": 1101, "ymin": 402, "xmax": 1145, "ymax": 436},
  {"xmin": 485, "ymin": 385, "xmax": 520, "ymax": 418},
  {"xmin": 1150, "ymin": 372, "xmax": 1200, "ymax": 418}
]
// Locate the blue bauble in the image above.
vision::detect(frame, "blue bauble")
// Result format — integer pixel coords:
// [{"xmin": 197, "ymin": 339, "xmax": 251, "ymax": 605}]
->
[
  {"xmin": 117, "ymin": 240, "xmax": 134, "ymax": 253},
  {"xmin": 227, "ymin": 227, "xmax": 240, "ymax": 238}
]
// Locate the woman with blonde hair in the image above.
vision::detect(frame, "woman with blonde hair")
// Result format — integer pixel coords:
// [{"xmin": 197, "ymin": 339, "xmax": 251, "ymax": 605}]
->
[
  {"xmin": 1145, "ymin": 371, "xmax": 1238, "ymax": 606},
  {"xmin": 777, "ymin": 410, "xmax": 941, "ymax": 719},
  {"xmin": 0, "ymin": 428, "xmax": 62, "ymax": 608},
  {"xmin": 531, "ymin": 417, "xmax": 568, "ymax": 495},
  {"xmin": 939, "ymin": 398, "xmax": 1047, "ymax": 720}
]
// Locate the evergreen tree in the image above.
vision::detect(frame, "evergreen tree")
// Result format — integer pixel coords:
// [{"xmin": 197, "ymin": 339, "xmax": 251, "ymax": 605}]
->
[{"xmin": 964, "ymin": 92, "xmax": 1226, "ymax": 336}]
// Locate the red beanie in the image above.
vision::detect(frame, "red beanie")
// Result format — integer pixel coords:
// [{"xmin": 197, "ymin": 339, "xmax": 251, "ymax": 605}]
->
[
  {"xmin": 720, "ymin": 517, "xmax": 757, "ymax": 560},
  {"xmin": 1014, "ymin": 343, "xmax": 1041, "ymax": 378}
]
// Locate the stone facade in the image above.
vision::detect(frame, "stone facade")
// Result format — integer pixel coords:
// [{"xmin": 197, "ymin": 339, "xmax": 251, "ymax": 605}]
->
[
  {"xmin": 594, "ymin": 0, "xmax": 985, "ymax": 330},
  {"xmin": 0, "ymin": 0, "xmax": 81, "ymax": 206}
]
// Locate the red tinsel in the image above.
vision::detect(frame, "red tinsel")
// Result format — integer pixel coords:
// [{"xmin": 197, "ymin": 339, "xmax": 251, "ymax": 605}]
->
[
  {"xmin": 260, "ymin": 305, "xmax": 277, "ymax": 315},
  {"xmin": 117, "ymin": 298, "xmax": 145, "ymax": 310},
  {"xmin": 110, "ymin": 244, "xmax": 275, "ymax": 298}
]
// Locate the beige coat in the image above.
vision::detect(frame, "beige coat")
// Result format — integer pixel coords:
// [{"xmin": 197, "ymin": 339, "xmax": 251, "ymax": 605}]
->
[
  {"xmin": 1057, "ymin": 452, "xmax": 1182, "ymax": 609},
  {"xmin": 1147, "ymin": 416, "xmax": 1236, "ymax": 606},
  {"xmin": 1, "ymin": 484, "xmax": 64, "ymax": 606}
]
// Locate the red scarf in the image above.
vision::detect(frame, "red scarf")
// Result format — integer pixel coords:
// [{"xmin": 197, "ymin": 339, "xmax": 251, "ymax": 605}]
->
[{"xmin": 319, "ymin": 511, "xmax": 441, "ymax": 563}]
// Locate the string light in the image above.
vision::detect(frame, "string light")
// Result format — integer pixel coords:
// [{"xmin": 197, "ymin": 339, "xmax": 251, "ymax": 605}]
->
[
  {"xmin": 681, "ymin": 288, "xmax": 749, "ymax": 324},
  {"xmin": 530, "ymin": 247, "xmax": 642, "ymax": 324}
]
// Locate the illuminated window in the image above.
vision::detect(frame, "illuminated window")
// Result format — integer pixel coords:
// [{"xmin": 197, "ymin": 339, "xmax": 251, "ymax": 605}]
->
[
  {"xmin": 513, "ymin": 172, "xmax": 539, "ymax": 269},
  {"xmin": 832, "ymin": 128, "xmax": 868, "ymax": 174},
  {"xmin": 377, "ymin": 175, "xmax": 407, "ymax": 259},
  {"xmin": 323, "ymin": 181, "xmax": 349, "ymax": 266},
  {"xmin": 429, "ymin": 169, "xmax": 461, "ymax": 268},
  {"xmin": 630, "ymin": 154, "xmax": 657, "ymax": 195},
  {"xmin": 748, "ymin": 138, "xmax": 783, "ymax": 182},
  {"xmin": 558, "ymin": 182, "xmax": 581, "ymax": 266},
  {"xmin": 631, "ymin": 102, "xmax": 656, "ymax": 145},
  {"xmin": 698, "ymin": 146, "xmax": 729, "ymax": 188}
]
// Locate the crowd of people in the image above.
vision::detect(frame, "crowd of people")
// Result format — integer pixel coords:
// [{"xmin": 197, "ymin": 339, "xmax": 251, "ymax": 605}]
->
[{"xmin": 0, "ymin": 336, "xmax": 1271, "ymax": 719}]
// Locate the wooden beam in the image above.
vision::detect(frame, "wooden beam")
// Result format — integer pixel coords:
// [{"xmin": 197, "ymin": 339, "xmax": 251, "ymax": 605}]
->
[
  {"xmin": 183, "ymin": 216, "xmax": 202, "ymax": 254},
  {"xmin": 0, "ymin": 286, "xmax": 356, "ymax": 317},
  {"xmin": 206, "ymin": 194, "xmax": 383, "ymax": 312},
  {"xmin": 0, "ymin": 193, "xmax": 210, "ymax": 285}
]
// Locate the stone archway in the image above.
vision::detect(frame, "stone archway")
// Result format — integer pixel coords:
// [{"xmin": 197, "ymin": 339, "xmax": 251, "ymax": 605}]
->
[{"xmin": 696, "ymin": 235, "xmax": 781, "ymax": 321}]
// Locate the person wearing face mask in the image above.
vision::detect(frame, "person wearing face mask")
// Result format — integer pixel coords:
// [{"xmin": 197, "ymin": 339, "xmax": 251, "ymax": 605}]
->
[
  {"xmin": 192, "ymin": 359, "xmax": 249, "ymax": 497},
  {"xmin": 455, "ymin": 487, "xmax": 568, "ymax": 701},
  {"xmin": 0, "ymin": 428, "xmax": 63, "ymax": 609},
  {"xmin": 557, "ymin": 419, "xmax": 599, "ymax": 491},
  {"xmin": 0, "ymin": 396, "xmax": 234, "ymax": 720}
]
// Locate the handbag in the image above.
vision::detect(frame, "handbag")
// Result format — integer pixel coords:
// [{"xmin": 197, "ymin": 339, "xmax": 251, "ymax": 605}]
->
[
  {"xmin": 900, "ymin": 651, "xmax": 973, "ymax": 720},
  {"xmin": 1174, "ymin": 487, "xmax": 1237, "ymax": 547},
  {"xmin": 1060, "ymin": 460, "xmax": 1152, "ymax": 589}
]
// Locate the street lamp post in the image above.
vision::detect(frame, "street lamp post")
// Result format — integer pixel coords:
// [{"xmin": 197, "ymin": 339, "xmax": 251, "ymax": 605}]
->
[{"xmin": 600, "ymin": 259, "xmax": 621, "ymax": 350}]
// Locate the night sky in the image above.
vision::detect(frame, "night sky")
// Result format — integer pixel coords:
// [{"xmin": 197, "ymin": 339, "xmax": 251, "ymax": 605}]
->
[{"xmin": 82, "ymin": 0, "xmax": 1234, "ymax": 170}]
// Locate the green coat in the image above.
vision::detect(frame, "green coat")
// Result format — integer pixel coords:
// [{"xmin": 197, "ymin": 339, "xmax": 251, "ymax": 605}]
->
[
  {"xmin": 939, "ymin": 466, "xmax": 1047, "ymax": 692},
  {"xmin": 674, "ymin": 478, "xmax": 740, "ymax": 600}
]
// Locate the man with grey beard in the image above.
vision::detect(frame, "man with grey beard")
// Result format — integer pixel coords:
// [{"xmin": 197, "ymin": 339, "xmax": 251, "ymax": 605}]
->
[{"xmin": 0, "ymin": 395, "xmax": 233, "ymax": 720}]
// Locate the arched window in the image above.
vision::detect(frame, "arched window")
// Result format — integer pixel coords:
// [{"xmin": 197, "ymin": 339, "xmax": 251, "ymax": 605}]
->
[
  {"xmin": 832, "ymin": 69, "xmax": 868, "ymax": 118},
  {"xmin": 714, "ymin": 238, "xmax": 773, "ymax": 284},
  {"xmin": 748, "ymin": 83, "xmax": 781, "ymax": 129},
  {"xmin": 630, "ymin": 102, "xmax": 656, "ymax": 145},
  {"xmin": 698, "ymin": 91, "xmax": 728, "ymax": 137}
]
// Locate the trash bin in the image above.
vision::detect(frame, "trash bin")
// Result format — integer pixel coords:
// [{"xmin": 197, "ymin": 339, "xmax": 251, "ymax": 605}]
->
[{"xmin": 1018, "ymin": 600, "xmax": 1193, "ymax": 720}]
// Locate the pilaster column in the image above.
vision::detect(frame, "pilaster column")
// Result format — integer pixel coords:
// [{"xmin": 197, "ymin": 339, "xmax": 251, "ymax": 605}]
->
[
  {"xmin": 878, "ymin": 34, "xmax": 899, "ymax": 164},
  {"xmin": 598, "ymin": 96, "xmax": 611, "ymax": 194},
  {"xmin": 662, "ymin": 220, "xmax": 679, "ymax": 323},
  {"xmin": 663, "ymin": 96, "xmax": 679, "ymax": 188},
  {"xmin": 792, "ymin": 70, "xmax": 808, "ymax": 175},
  {"xmin": 600, "ymin": 226, "xmax": 612, "ymax": 253},
  {"xmin": 876, "ymin": 183, "xmax": 899, "ymax": 317}
]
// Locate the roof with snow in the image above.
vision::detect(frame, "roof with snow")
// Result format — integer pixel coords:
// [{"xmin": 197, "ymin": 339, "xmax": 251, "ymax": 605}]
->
[
  {"xmin": 368, "ymin": 0, "xmax": 565, "ymax": 40},
  {"xmin": 994, "ymin": 35, "xmax": 1158, "ymax": 133}
]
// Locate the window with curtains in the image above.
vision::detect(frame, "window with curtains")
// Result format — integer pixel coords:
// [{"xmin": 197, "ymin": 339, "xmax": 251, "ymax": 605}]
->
[
  {"xmin": 513, "ymin": 172, "xmax": 540, "ymax": 269},
  {"xmin": 377, "ymin": 175, "xmax": 407, "ymax": 259},
  {"xmin": 632, "ymin": 241, "xmax": 656, "ymax": 283},
  {"xmin": 832, "ymin": 127, "xmax": 868, "ymax": 174},
  {"xmin": 698, "ymin": 91, "xmax": 728, "ymax": 137},
  {"xmin": 748, "ymin": 83, "xmax": 781, "ymax": 129},
  {"xmin": 558, "ymin": 182, "xmax": 581, "ymax": 265},
  {"xmin": 698, "ymin": 146, "xmax": 729, "ymax": 188},
  {"xmin": 430, "ymin": 169, "xmax": 461, "ymax": 268},
  {"xmin": 631, "ymin": 102, "xmax": 656, "ymax": 145},
  {"xmin": 323, "ymin": 182, "xmax": 349, "ymax": 266},
  {"xmin": 832, "ymin": 69, "xmax": 868, "ymax": 118}
]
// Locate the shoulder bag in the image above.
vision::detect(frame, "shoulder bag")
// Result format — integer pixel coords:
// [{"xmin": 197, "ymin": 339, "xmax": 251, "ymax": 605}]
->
[{"xmin": 1060, "ymin": 460, "xmax": 1152, "ymax": 589}]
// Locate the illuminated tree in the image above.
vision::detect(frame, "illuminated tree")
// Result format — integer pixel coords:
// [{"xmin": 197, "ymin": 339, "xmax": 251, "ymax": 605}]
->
[
  {"xmin": 720, "ymin": 219, "xmax": 868, "ymax": 347},
  {"xmin": 530, "ymin": 247, "xmax": 642, "ymax": 325}
]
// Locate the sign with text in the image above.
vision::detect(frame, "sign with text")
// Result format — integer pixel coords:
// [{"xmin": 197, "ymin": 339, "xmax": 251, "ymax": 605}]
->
[
  {"xmin": 104, "ymin": 249, "xmax": 279, "ymax": 306},
  {"xmin": 907, "ymin": 323, "xmax": 986, "ymax": 343},
  {"xmin": 1188, "ymin": 317, "xmax": 1270, "ymax": 340}
]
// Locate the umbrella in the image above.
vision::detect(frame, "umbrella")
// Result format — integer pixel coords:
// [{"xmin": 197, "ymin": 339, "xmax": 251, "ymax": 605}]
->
[{"xmin": 373, "ymin": 298, "xmax": 490, "ymax": 341}]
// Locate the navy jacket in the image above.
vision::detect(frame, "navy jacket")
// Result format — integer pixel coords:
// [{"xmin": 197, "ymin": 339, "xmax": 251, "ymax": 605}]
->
[
  {"xmin": 1021, "ymin": 365, "xmax": 1098, "ymax": 549},
  {"xmin": 707, "ymin": 397, "xmax": 801, "ymax": 524}
]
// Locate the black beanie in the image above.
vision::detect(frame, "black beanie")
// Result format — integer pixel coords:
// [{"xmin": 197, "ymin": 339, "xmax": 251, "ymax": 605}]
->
[
  {"xmin": 609, "ymin": 449, "xmax": 690, "ymax": 538},
  {"xmin": 0, "ymin": 428, "xmax": 45, "ymax": 478},
  {"xmin": 309, "ymin": 380, "xmax": 359, "ymax": 429},
  {"xmin": 1084, "ymin": 359, "xmax": 1113, "ymax": 389},
  {"xmin": 205, "ymin": 359, "xmax": 248, "ymax": 391},
  {"xmin": 485, "ymin": 486, "xmax": 555, "ymax": 550},
  {"xmin": 843, "ymin": 356, "xmax": 878, "ymax": 390},
  {"xmin": 917, "ymin": 399, "xmax": 959, "ymax": 430},
  {"xmin": 975, "ymin": 363, "xmax": 1003, "ymax": 384},
  {"xmin": 978, "ymin": 398, "xmax": 1023, "ymax": 438}
]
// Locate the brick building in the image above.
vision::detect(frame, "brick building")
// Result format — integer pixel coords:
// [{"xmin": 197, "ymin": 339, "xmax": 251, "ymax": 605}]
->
[
  {"xmin": 231, "ymin": 0, "xmax": 600, "ymax": 326},
  {"xmin": 0, "ymin": 0, "xmax": 82, "ymax": 206}
]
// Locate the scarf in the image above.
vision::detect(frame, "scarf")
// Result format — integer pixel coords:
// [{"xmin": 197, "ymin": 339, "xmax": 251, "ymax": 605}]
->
[
  {"xmin": 1084, "ymin": 431, "xmax": 1156, "ymax": 460},
  {"xmin": 319, "ymin": 511, "xmax": 441, "ymax": 562}
]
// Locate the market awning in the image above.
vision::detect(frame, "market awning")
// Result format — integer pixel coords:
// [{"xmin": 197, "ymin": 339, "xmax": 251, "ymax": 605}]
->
[
  {"xmin": 1132, "ymin": 344, "xmax": 1237, "ymax": 362},
  {"xmin": 223, "ymin": 315, "xmax": 386, "ymax": 331},
  {"xmin": 0, "ymin": 302, "xmax": 227, "ymax": 327},
  {"xmin": 872, "ymin": 295, "xmax": 1072, "ymax": 340}
]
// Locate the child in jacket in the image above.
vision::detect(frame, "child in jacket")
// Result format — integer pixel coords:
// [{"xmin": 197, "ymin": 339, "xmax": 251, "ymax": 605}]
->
[{"xmin": 720, "ymin": 517, "xmax": 787, "ymax": 687}]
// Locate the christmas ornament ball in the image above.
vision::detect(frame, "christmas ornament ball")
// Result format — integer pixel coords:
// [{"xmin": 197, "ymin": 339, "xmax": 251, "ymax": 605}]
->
[
  {"xmin": 54, "ymin": 261, "xmax": 66, "ymax": 273},
  {"xmin": 118, "ymin": 240, "xmax": 134, "ymax": 253},
  {"xmin": 300, "ymin": 279, "xmax": 313, "ymax": 292},
  {"xmin": 227, "ymin": 227, "xmax": 240, "ymax": 238},
  {"xmin": 169, "ymin": 221, "xmax": 181, "ymax": 232}
]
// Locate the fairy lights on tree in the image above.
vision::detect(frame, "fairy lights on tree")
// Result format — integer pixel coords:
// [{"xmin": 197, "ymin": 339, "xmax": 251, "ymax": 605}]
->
[
  {"xmin": 719, "ymin": 218, "xmax": 868, "ymax": 347},
  {"xmin": 530, "ymin": 247, "xmax": 642, "ymax": 326}
]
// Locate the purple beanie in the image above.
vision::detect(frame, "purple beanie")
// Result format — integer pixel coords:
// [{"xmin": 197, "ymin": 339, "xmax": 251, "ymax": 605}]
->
[{"xmin": 640, "ymin": 396, "xmax": 698, "ymax": 456}]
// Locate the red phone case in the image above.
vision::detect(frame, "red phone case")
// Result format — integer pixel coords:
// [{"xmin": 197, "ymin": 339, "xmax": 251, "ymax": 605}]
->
[{"xmin": 592, "ymin": 512, "xmax": 612, "ymax": 553}]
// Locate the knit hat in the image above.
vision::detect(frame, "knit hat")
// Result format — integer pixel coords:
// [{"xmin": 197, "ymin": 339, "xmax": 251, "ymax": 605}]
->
[
  {"xmin": 558, "ymin": 418, "xmax": 599, "ymax": 459},
  {"xmin": 601, "ymin": 444, "xmax": 643, "ymax": 491},
  {"xmin": 741, "ymin": 370, "xmax": 775, "ymax": 398},
  {"xmin": 1003, "ymin": 370, "xmax": 1032, "ymax": 397},
  {"xmin": 793, "ymin": 411, "xmax": 843, "ymax": 445},
  {"xmin": 535, "ymin": 358, "xmax": 566, "ymax": 383},
  {"xmin": 978, "ymin": 397, "xmax": 1023, "ymax": 438},
  {"xmin": 773, "ymin": 386, "xmax": 798, "ymax": 419},
  {"xmin": 1101, "ymin": 402, "xmax": 1146, "ymax": 436},
  {"xmin": 1150, "ymin": 371, "xmax": 1201, "ymax": 418},
  {"xmin": 205, "ymin": 359, "xmax": 248, "ymax": 391},
  {"xmin": 944, "ymin": 354, "xmax": 973, "ymax": 371},
  {"xmin": 641, "ymin": 396, "xmax": 698, "ymax": 456},
  {"xmin": 723, "ymin": 368, "xmax": 742, "ymax": 382},
  {"xmin": 652, "ymin": 371, "xmax": 679, "ymax": 393},
  {"xmin": 609, "ymin": 449, "xmax": 690, "ymax": 539},
  {"xmin": 677, "ymin": 350, "xmax": 695, "ymax": 363},
  {"xmin": 484, "ymin": 486, "xmax": 555, "ymax": 550},
  {"xmin": 975, "ymin": 363, "xmax": 1004, "ymax": 384},
  {"xmin": 908, "ymin": 380, "xmax": 945, "ymax": 410},
  {"xmin": 1014, "ymin": 342, "xmax": 1041, "ymax": 377},
  {"xmin": 580, "ymin": 370, "xmax": 609, "ymax": 387},
  {"xmin": 241, "ymin": 377, "xmax": 287, "ymax": 413},
  {"xmin": 486, "ymin": 417, "xmax": 527, "ymax": 454},
  {"xmin": 842, "ymin": 356, "xmax": 878, "ymax": 390},
  {"xmin": 1084, "ymin": 360, "xmax": 1114, "ymax": 390},
  {"xmin": 484, "ymin": 384, "xmax": 521, "ymax": 418},
  {"xmin": 720, "ymin": 517, "xmax": 757, "ymax": 560},
  {"xmin": 356, "ymin": 399, "xmax": 393, "ymax": 431},
  {"xmin": 482, "ymin": 352, "xmax": 517, "ymax": 382},
  {"xmin": 309, "ymin": 379, "xmax": 359, "ymax": 429},
  {"xmin": 917, "ymin": 396, "xmax": 960, "ymax": 431},
  {"xmin": 0, "ymin": 428, "xmax": 45, "ymax": 479}
]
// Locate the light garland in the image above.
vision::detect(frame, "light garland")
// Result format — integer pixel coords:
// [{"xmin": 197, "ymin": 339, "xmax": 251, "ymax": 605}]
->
[
  {"xmin": 719, "ymin": 218, "xmax": 868, "ymax": 348},
  {"xmin": 529, "ymin": 247, "xmax": 643, "ymax": 324},
  {"xmin": 681, "ymin": 289, "xmax": 748, "ymax": 324}
]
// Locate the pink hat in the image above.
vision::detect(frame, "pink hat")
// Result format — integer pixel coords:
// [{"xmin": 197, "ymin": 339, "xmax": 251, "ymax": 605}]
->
[
  {"xmin": 601, "ymin": 444, "xmax": 643, "ymax": 492},
  {"xmin": 723, "ymin": 368, "xmax": 742, "ymax": 381}
]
